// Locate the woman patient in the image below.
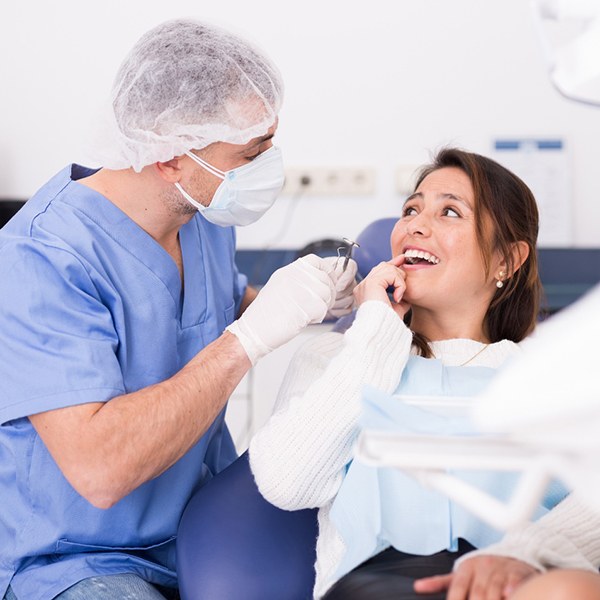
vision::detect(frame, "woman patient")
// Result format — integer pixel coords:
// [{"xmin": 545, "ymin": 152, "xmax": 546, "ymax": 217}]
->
[{"xmin": 249, "ymin": 147, "xmax": 579, "ymax": 599}]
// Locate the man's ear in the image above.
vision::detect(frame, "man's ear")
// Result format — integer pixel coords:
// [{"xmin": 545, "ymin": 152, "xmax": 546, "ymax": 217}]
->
[{"xmin": 154, "ymin": 156, "xmax": 185, "ymax": 183}]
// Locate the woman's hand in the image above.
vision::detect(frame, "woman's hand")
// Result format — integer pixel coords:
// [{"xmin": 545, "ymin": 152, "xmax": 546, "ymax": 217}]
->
[
  {"xmin": 353, "ymin": 255, "xmax": 410, "ymax": 318},
  {"xmin": 413, "ymin": 555, "xmax": 539, "ymax": 600}
]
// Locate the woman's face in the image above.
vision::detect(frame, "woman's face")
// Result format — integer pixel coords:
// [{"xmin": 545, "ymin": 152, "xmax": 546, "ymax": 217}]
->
[{"xmin": 390, "ymin": 166, "xmax": 499, "ymax": 315}]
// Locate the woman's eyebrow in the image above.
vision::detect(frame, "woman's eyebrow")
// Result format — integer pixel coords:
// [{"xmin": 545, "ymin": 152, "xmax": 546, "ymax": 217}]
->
[
  {"xmin": 403, "ymin": 192, "xmax": 423, "ymax": 205},
  {"xmin": 439, "ymin": 192, "xmax": 472, "ymax": 209},
  {"xmin": 403, "ymin": 192, "xmax": 472, "ymax": 209}
]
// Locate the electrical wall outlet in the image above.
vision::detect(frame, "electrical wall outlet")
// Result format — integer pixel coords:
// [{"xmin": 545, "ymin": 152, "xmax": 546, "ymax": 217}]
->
[
  {"xmin": 282, "ymin": 167, "xmax": 376, "ymax": 196},
  {"xmin": 396, "ymin": 165, "xmax": 421, "ymax": 196}
]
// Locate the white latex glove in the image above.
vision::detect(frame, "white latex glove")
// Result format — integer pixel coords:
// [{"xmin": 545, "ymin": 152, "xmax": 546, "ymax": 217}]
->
[
  {"xmin": 226, "ymin": 254, "xmax": 337, "ymax": 365},
  {"xmin": 322, "ymin": 256, "xmax": 358, "ymax": 320}
]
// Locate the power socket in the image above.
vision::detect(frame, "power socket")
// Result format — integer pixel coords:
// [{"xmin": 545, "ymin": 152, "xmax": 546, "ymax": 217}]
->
[{"xmin": 282, "ymin": 167, "xmax": 375, "ymax": 196}]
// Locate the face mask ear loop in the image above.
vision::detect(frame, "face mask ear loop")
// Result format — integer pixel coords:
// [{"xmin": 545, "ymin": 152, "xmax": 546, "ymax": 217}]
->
[{"xmin": 185, "ymin": 151, "xmax": 226, "ymax": 180}]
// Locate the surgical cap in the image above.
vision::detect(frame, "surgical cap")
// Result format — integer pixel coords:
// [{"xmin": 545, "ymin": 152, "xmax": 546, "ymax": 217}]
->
[{"xmin": 89, "ymin": 19, "xmax": 283, "ymax": 172}]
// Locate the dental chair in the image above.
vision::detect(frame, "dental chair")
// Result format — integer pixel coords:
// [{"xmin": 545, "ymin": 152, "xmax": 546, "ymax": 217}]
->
[
  {"xmin": 177, "ymin": 452, "xmax": 318, "ymax": 600},
  {"xmin": 352, "ymin": 218, "xmax": 397, "ymax": 277}
]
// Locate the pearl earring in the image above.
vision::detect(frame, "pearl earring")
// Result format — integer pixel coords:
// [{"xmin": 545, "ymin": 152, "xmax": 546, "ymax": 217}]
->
[{"xmin": 496, "ymin": 270, "xmax": 505, "ymax": 289}]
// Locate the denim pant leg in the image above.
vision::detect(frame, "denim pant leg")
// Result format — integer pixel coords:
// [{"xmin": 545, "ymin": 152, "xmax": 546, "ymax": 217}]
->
[
  {"xmin": 3, "ymin": 574, "xmax": 177, "ymax": 600},
  {"xmin": 54, "ymin": 574, "xmax": 176, "ymax": 600}
]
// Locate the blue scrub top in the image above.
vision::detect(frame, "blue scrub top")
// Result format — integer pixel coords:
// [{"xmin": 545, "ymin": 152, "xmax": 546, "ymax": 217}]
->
[{"xmin": 0, "ymin": 165, "xmax": 246, "ymax": 600}]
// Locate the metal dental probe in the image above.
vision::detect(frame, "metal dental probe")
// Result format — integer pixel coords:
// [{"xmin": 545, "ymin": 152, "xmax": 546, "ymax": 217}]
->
[{"xmin": 341, "ymin": 237, "xmax": 360, "ymax": 271}]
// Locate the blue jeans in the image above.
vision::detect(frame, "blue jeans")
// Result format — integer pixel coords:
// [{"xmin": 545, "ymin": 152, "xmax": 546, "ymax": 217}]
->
[{"xmin": 3, "ymin": 574, "xmax": 179, "ymax": 600}]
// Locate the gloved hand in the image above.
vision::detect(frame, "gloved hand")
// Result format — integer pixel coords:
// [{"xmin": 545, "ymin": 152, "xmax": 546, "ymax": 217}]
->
[
  {"xmin": 226, "ymin": 254, "xmax": 337, "ymax": 365},
  {"xmin": 322, "ymin": 256, "xmax": 358, "ymax": 320}
]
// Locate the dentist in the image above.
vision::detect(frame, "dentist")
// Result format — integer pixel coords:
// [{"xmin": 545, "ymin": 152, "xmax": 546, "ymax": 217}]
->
[{"xmin": 0, "ymin": 19, "xmax": 355, "ymax": 600}]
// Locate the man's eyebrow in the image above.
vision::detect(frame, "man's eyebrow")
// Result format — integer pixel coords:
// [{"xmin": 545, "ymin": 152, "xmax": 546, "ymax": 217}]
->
[{"xmin": 241, "ymin": 133, "xmax": 274, "ymax": 152}]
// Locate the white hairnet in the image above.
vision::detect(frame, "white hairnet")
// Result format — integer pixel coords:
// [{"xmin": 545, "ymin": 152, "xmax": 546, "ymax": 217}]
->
[{"xmin": 89, "ymin": 19, "xmax": 283, "ymax": 172}]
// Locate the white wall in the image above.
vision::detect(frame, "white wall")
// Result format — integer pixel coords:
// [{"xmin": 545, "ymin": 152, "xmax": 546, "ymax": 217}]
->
[{"xmin": 1, "ymin": 0, "xmax": 599, "ymax": 247}]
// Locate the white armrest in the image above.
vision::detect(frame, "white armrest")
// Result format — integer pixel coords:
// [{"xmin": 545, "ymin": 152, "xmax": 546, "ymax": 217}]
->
[{"xmin": 356, "ymin": 430, "xmax": 568, "ymax": 530}]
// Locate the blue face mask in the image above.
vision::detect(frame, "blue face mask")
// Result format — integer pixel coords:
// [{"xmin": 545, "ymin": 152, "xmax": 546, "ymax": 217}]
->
[{"xmin": 175, "ymin": 146, "xmax": 284, "ymax": 227}]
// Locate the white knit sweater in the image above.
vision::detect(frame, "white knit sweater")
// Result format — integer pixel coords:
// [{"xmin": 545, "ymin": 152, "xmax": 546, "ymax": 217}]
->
[{"xmin": 249, "ymin": 301, "xmax": 600, "ymax": 598}]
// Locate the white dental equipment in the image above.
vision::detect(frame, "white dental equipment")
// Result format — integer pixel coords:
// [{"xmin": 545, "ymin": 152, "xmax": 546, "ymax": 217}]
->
[{"xmin": 531, "ymin": 0, "xmax": 600, "ymax": 107}]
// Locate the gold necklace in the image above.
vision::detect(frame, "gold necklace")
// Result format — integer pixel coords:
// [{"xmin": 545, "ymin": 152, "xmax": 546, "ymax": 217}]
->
[{"xmin": 458, "ymin": 343, "xmax": 490, "ymax": 367}]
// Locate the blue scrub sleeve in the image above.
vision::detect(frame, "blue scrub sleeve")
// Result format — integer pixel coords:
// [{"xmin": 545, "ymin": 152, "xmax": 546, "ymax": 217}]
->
[{"xmin": 0, "ymin": 241, "xmax": 125, "ymax": 424}]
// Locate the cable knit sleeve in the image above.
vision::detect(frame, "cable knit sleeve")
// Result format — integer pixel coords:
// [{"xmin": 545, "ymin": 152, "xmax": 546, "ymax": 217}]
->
[
  {"xmin": 249, "ymin": 301, "xmax": 412, "ymax": 510},
  {"xmin": 454, "ymin": 493, "xmax": 600, "ymax": 573}
]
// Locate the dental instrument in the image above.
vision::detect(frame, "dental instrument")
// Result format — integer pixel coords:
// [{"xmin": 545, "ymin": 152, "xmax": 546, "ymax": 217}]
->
[{"xmin": 339, "ymin": 237, "xmax": 360, "ymax": 272}]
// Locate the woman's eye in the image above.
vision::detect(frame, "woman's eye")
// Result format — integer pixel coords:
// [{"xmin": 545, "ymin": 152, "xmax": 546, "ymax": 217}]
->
[
  {"xmin": 403, "ymin": 206, "xmax": 417, "ymax": 217},
  {"xmin": 443, "ymin": 207, "xmax": 460, "ymax": 218}
]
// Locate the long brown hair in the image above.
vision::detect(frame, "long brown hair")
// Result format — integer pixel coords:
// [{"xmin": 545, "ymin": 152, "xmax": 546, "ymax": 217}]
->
[{"xmin": 408, "ymin": 147, "xmax": 541, "ymax": 356}]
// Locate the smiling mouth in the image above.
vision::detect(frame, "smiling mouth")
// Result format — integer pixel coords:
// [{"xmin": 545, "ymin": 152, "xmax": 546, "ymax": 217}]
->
[{"xmin": 404, "ymin": 248, "xmax": 440, "ymax": 265}]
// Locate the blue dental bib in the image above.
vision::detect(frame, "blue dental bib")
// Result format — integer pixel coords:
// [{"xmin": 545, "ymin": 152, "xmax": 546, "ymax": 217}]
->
[{"xmin": 330, "ymin": 356, "xmax": 567, "ymax": 580}]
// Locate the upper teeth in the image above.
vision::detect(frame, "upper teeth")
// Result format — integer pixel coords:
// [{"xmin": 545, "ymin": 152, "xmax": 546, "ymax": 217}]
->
[{"xmin": 404, "ymin": 249, "xmax": 440, "ymax": 264}]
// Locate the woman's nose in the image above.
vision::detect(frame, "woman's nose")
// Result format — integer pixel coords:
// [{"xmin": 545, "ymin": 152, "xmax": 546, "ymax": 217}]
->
[{"xmin": 406, "ymin": 213, "xmax": 431, "ymax": 236}]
